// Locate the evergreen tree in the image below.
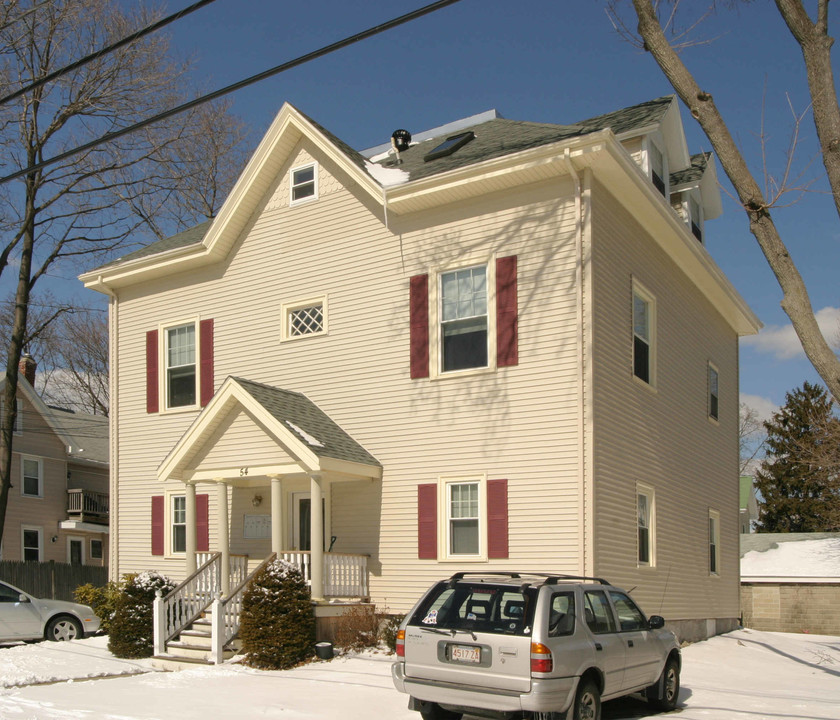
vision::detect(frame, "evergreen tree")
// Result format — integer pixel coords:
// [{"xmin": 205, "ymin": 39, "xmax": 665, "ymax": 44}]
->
[{"xmin": 755, "ymin": 382, "xmax": 840, "ymax": 532}]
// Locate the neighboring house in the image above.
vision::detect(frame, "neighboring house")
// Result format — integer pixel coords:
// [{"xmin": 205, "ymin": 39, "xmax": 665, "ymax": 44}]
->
[
  {"xmin": 740, "ymin": 475, "xmax": 759, "ymax": 533},
  {"xmin": 741, "ymin": 533, "xmax": 840, "ymax": 635},
  {"xmin": 0, "ymin": 356, "xmax": 109, "ymax": 566},
  {"xmin": 81, "ymin": 95, "xmax": 760, "ymax": 647}
]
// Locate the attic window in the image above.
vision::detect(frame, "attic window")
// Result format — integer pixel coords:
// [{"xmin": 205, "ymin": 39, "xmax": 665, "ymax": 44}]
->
[
  {"xmin": 424, "ymin": 131, "xmax": 475, "ymax": 162},
  {"xmin": 291, "ymin": 163, "xmax": 317, "ymax": 205}
]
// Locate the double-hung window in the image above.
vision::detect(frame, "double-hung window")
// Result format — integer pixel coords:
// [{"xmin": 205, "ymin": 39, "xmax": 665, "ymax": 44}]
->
[
  {"xmin": 709, "ymin": 510, "xmax": 720, "ymax": 575},
  {"xmin": 290, "ymin": 163, "xmax": 317, "ymax": 204},
  {"xmin": 21, "ymin": 457, "xmax": 42, "ymax": 497},
  {"xmin": 689, "ymin": 195, "xmax": 703, "ymax": 242},
  {"xmin": 447, "ymin": 481, "xmax": 480, "ymax": 556},
  {"xmin": 637, "ymin": 486, "xmax": 654, "ymax": 566},
  {"xmin": 440, "ymin": 265, "xmax": 488, "ymax": 372},
  {"xmin": 708, "ymin": 364, "xmax": 720, "ymax": 421},
  {"xmin": 649, "ymin": 142, "xmax": 666, "ymax": 196},
  {"xmin": 22, "ymin": 526, "xmax": 41, "ymax": 562},
  {"xmin": 166, "ymin": 323, "xmax": 196, "ymax": 408},
  {"xmin": 172, "ymin": 495, "xmax": 186, "ymax": 554},
  {"xmin": 632, "ymin": 282, "xmax": 655, "ymax": 385}
]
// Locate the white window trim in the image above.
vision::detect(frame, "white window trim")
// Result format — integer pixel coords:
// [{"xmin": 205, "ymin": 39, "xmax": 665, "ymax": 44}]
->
[
  {"xmin": 165, "ymin": 489, "xmax": 187, "ymax": 559},
  {"xmin": 67, "ymin": 535, "xmax": 86, "ymax": 564},
  {"xmin": 159, "ymin": 317, "xmax": 203, "ymax": 413},
  {"xmin": 631, "ymin": 278, "xmax": 657, "ymax": 389},
  {"xmin": 20, "ymin": 455, "xmax": 43, "ymax": 498},
  {"xmin": 429, "ymin": 258, "xmax": 497, "ymax": 380},
  {"xmin": 438, "ymin": 474, "xmax": 487, "ymax": 561},
  {"xmin": 637, "ymin": 483, "xmax": 656, "ymax": 568},
  {"xmin": 21, "ymin": 525, "xmax": 42, "ymax": 562},
  {"xmin": 280, "ymin": 295, "xmax": 328, "ymax": 342},
  {"xmin": 644, "ymin": 135, "xmax": 668, "ymax": 197},
  {"xmin": 708, "ymin": 362, "xmax": 720, "ymax": 423},
  {"xmin": 290, "ymin": 162, "xmax": 318, "ymax": 206},
  {"xmin": 709, "ymin": 509, "xmax": 721, "ymax": 576}
]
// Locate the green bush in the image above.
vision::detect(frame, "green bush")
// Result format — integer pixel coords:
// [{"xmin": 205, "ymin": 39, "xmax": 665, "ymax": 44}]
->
[
  {"xmin": 379, "ymin": 614, "xmax": 404, "ymax": 653},
  {"xmin": 74, "ymin": 580, "xmax": 124, "ymax": 634},
  {"xmin": 108, "ymin": 572, "xmax": 175, "ymax": 659},
  {"xmin": 239, "ymin": 559, "xmax": 315, "ymax": 669}
]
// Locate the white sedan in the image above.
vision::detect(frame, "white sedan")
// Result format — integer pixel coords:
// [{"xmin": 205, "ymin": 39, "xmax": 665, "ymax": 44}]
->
[{"xmin": 0, "ymin": 580, "xmax": 100, "ymax": 642}]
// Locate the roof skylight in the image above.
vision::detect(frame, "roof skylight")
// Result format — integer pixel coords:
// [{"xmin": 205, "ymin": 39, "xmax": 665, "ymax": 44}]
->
[{"xmin": 423, "ymin": 131, "xmax": 475, "ymax": 162}]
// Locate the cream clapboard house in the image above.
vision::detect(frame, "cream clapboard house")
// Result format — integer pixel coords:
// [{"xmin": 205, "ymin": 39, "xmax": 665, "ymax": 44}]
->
[
  {"xmin": 1, "ymin": 357, "xmax": 109, "ymax": 567},
  {"xmin": 81, "ymin": 96, "xmax": 760, "ymax": 651}
]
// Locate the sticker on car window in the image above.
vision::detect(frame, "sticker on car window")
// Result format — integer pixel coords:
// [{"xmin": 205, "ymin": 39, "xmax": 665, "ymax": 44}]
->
[
  {"xmin": 466, "ymin": 613, "xmax": 476, "ymax": 621},
  {"xmin": 422, "ymin": 610, "xmax": 439, "ymax": 625}
]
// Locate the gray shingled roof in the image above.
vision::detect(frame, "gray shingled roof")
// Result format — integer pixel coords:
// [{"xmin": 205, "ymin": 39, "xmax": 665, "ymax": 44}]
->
[
  {"xmin": 670, "ymin": 152, "xmax": 711, "ymax": 188},
  {"xmin": 231, "ymin": 377, "xmax": 380, "ymax": 468},
  {"xmin": 48, "ymin": 407, "xmax": 109, "ymax": 463},
  {"xmin": 92, "ymin": 97, "xmax": 675, "ymax": 270}
]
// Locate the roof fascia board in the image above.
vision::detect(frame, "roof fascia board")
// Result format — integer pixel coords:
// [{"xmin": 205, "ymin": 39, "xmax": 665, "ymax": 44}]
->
[
  {"xmin": 597, "ymin": 138, "xmax": 761, "ymax": 335},
  {"xmin": 319, "ymin": 456, "xmax": 382, "ymax": 479}
]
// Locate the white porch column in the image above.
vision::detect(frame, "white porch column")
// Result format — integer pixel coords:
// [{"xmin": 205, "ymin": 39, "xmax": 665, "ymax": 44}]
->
[
  {"xmin": 216, "ymin": 480, "xmax": 230, "ymax": 596},
  {"xmin": 309, "ymin": 474, "xmax": 324, "ymax": 601},
  {"xmin": 269, "ymin": 475, "xmax": 283, "ymax": 556},
  {"xmin": 185, "ymin": 483, "xmax": 197, "ymax": 575}
]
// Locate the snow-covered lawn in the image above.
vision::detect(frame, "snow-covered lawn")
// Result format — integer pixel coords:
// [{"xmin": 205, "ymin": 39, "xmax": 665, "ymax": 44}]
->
[{"xmin": 0, "ymin": 629, "xmax": 837, "ymax": 719}]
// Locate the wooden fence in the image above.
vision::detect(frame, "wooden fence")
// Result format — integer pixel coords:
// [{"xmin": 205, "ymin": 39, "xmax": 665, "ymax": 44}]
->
[{"xmin": 0, "ymin": 560, "xmax": 108, "ymax": 601}]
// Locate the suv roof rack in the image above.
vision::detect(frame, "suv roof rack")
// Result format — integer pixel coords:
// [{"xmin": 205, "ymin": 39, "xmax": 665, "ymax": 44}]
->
[{"xmin": 446, "ymin": 571, "xmax": 610, "ymax": 587}]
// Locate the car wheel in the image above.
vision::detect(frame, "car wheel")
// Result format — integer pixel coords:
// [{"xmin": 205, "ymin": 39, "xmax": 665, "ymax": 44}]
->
[
  {"xmin": 572, "ymin": 678, "xmax": 600, "ymax": 720},
  {"xmin": 418, "ymin": 703, "xmax": 462, "ymax": 720},
  {"xmin": 647, "ymin": 656, "xmax": 680, "ymax": 712},
  {"xmin": 45, "ymin": 615, "xmax": 82, "ymax": 642}
]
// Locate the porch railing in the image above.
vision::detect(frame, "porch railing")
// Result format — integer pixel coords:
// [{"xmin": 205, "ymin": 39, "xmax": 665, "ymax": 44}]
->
[
  {"xmin": 197, "ymin": 552, "xmax": 249, "ymax": 587},
  {"xmin": 210, "ymin": 553, "xmax": 277, "ymax": 664},
  {"xmin": 66, "ymin": 489, "xmax": 109, "ymax": 522},
  {"xmin": 153, "ymin": 552, "xmax": 220, "ymax": 655},
  {"xmin": 279, "ymin": 551, "xmax": 369, "ymax": 598}
]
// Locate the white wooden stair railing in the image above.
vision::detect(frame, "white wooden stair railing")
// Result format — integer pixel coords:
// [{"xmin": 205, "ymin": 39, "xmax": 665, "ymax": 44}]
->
[
  {"xmin": 153, "ymin": 552, "xmax": 221, "ymax": 657},
  {"xmin": 209, "ymin": 552, "xmax": 277, "ymax": 664}
]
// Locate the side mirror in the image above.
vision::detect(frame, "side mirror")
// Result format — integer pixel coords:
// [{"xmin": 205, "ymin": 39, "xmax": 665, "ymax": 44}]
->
[
  {"xmin": 648, "ymin": 615, "xmax": 665, "ymax": 630},
  {"xmin": 18, "ymin": 594, "xmax": 30, "ymax": 603}
]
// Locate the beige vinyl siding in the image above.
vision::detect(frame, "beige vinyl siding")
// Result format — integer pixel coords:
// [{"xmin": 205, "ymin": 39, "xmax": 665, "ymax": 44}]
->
[
  {"xmin": 589, "ymin": 178, "xmax": 740, "ymax": 623},
  {"xmin": 111, "ymin": 141, "xmax": 586, "ymax": 609}
]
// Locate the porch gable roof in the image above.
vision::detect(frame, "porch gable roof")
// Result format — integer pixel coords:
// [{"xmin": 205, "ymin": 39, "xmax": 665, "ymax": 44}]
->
[{"xmin": 158, "ymin": 376, "xmax": 381, "ymax": 483}]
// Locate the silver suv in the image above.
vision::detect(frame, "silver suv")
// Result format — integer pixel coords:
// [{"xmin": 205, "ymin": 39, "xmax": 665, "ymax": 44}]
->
[{"xmin": 392, "ymin": 572, "xmax": 680, "ymax": 720}]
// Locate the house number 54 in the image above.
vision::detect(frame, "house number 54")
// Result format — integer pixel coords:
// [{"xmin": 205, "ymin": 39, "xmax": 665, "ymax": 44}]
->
[{"xmin": 240, "ymin": 467, "xmax": 249, "ymax": 476}]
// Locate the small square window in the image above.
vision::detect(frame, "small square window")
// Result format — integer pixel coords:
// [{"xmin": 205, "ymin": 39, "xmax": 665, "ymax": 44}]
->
[
  {"xmin": 708, "ymin": 364, "xmax": 720, "ymax": 421},
  {"xmin": 21, "ymin": 457, "xmax": 41, "ymax": 497},
  {"xmin": 282, "ymin": 297, "xmax": 327, "ymax": 341},
  {"xmin": 291, "ymin": 164, "xmax": 317, "ymax": 204}
]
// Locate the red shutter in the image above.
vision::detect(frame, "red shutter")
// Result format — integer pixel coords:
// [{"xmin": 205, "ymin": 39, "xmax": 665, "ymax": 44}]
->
[
  {"xmin": 410, "ymin": 275, "xmax": 430, "ymax": 379},
  {"xmin": 199, "ymin": 319, "xmax": 215, "ymax": 407},
  {"xmin": 487, "ymin": 478, "xmax": 509, "ymax": 559},
  {"xmin": 146, "ymin": 330, "xmax": 159, "ymax": 413},
  {"xmin": 196, "ymin": 493, "xmax": 209, "ymax": 552},
  {"xmin": 151, "ymin": 495, "xmax": 164, "ymax": 556},
  {"xmin": 418, "ymin": 483, "xmax": 437, "ymax": 559},
  {"xmin": 496, "ymin": 256, "xmax": 519, "ymax": 367}
]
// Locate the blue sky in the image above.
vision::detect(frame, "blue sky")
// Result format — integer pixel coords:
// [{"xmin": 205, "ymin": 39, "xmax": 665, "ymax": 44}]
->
[{"xmin": 65, "ymin": 1, "xmax": 840, "ymax": 417}]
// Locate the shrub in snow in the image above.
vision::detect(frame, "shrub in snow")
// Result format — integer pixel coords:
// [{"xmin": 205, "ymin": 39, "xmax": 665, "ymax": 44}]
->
[
  {"xmin": 108, "ymin": 572, "xmax": 175, "ymax": 659},
  {"xmin": 333, "ymin": 604, "xmax": 402, "ymax": 652},
  {"xmin": 75, "ymin": 579, "xmax": 124, "ymax": 634},
  {"xmin": 239, "ymin": 559, "xmax": 315, "ymax": 669}
]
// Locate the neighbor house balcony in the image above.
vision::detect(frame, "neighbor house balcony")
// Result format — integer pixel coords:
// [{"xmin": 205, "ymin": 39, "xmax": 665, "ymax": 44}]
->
[{"xmin": 66, "ymin": 489, "xmax": 109, "ymax": 525}]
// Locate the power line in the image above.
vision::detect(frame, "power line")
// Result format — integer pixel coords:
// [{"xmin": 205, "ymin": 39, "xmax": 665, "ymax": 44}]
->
[
  {"xmin": 0, "ymin": 0, "xmax": 220, "ymax": 107},
  {"xmin": 0, "ymin": 0, "xmax": 464, "ymax": 187}
]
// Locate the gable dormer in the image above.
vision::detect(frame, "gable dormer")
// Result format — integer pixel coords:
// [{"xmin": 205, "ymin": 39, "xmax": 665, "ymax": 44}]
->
[{"xmin": 669, "ymin": 152, "xmax": 722, "ymax": 244}]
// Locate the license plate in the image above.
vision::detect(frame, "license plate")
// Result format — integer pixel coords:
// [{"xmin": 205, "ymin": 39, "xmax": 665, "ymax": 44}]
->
[{"xmin": 450, "ymin": 644, "xmax": 481, "ymax": 664}]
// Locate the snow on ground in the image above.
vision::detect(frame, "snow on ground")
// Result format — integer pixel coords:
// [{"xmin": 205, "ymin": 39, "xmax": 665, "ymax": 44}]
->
[{"xmin": 0, "ymin": 629, "xmax": 838, "ymax": 719}]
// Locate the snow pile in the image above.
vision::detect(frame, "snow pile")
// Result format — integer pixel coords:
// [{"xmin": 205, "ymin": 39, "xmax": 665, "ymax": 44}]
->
[
  {"xmin": 364, "ymin": 160, "xmax": 410, "ymax": 187},
  {"xmin": 741, "ymin": 537, "xmax": 840, "ymax": 578}
]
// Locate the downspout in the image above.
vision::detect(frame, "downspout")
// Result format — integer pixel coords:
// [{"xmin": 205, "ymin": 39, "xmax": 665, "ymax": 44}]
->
[
  {"xmin": 563, "ymin": 149, "xmax": 587, "ymax": 576},
  {"xmin": 92, "ymin": 276, "xmax": 119, "ymax": 582}
]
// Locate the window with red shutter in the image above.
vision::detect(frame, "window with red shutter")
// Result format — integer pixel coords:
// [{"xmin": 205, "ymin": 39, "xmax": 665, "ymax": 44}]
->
[
  {"xmin": 410, "ymin": 275, "xmax": 429, "ymax": 379},
  {"xmin": 496, "ymin": 256, "xmax": 518, "ymax": 367},
  {"xmin": 151, "ymin": 496, "xmax": 164, "ymax": 556},
  {"xmin": 146, "ymin": 331, "xmax": 159, "ymax": 414},
  {"xmin": 196, "ymin": 493, "xmax": 210, "ymax": 552},
  {"xmin": 199, "ymin": 320, "xmax": 215, "ymax": 407},
  {"xmin": 487, "ymin": 478, "xmax": 509, "ymax": 559},
  {"xmin": 417, "ymin": 484, "xmax": 437, "ymax": 559}
]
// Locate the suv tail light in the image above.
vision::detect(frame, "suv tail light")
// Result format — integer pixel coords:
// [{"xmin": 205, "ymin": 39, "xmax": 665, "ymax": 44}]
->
[
  {"xmin": 396, "ymin": 629, "xmax": 406, "ymax": 657},
  {"xmin": 530, "ymin": 642, "xmax": 553, "ymax": 673}
]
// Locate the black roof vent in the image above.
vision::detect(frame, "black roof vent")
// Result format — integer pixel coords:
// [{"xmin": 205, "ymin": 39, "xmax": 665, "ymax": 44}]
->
[
  {"xmin": 392, "ymin": 129, "xmax": 412, "ymax": 153},
  {"xmin": 424, "ymin": 131, "xmax": 475, "ymax": 162}
]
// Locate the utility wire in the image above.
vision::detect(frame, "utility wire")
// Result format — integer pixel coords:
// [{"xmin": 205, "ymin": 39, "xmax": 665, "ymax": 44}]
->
[
  {"xmin": 0, "ymin": 0, "xmax": 220, "ymax": 107},
  {"xmin": 0, "ymin": 0, "xmax": 464, "ymax": 187},
  {"xmin": 0, "ymin": 0, "xmax": 53, "ymax": 33}
]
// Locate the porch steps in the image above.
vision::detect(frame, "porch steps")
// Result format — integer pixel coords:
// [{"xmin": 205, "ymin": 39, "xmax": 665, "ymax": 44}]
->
[{"xmin": 153, "ymin": 614, "xmax": 240, "ymax": 669}]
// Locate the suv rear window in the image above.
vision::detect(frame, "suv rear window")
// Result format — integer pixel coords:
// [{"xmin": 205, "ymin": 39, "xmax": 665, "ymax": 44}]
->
[{"xmin": 408, "ymin": 582, "xmax": 536, "ymax": 636}]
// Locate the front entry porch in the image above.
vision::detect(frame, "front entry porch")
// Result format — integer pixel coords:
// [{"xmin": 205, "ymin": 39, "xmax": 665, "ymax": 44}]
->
[{"xmin": 151, "ymin": 378, "xmax": 382, "ymax": 664}]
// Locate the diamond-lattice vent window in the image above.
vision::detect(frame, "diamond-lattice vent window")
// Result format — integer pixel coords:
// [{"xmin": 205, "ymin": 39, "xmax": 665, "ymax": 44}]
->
[{"xmin": 282, "ymin": 298, "xmax": 327, "ymax": 341}]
